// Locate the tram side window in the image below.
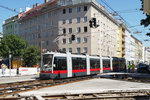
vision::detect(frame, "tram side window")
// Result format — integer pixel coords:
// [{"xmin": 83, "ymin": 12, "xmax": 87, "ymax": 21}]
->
[
  {"xmin": 103, "ymin": 59, "xmax": 110, "ymax": 68},
  {"xmin": 113, "ymin": 59, "xmax": 119, "ymax": 68},
  {"xmin": 120, "ymin": 59, "xmax": 126, "ymax": 70},
  {"xmin": 90, "ymin": 58, "xmax": 100, "ymax": 69},
  {"xmin": 72, "ymin": 57, "xmax": 86, "ymax": 70},
  {"xmin": 54, "ymin": 57, "xmax": 67, "ymax": 70}
]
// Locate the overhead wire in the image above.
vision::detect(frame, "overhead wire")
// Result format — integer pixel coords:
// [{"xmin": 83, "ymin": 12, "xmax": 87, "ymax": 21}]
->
[
  {"xmin": 100, "ymin": 0, "xmax": 131, "ymax": 27},
  {"xmin": 115, "ymin": 8, "xmax": 140, "ymax": 13},
  {"xmin": 99, "ymin": 0, "xmax": 150, "ymax": 44},
  {"xmin": 0, "ymin": 5, "xmax": 19, "ymax": 14}
]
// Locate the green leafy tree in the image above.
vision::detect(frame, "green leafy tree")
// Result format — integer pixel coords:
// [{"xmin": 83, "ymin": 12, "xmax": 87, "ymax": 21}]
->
[
  {"xmin": 0, "ymin": 34, "xmax": 27, "ymax": 59},
  {"xmin": 140, "ymin": 0, "xmax": 150, "ymax": 27},
  {"xmin": 23, "ymin": 46, "xmax": 41, "ymax": 67}
]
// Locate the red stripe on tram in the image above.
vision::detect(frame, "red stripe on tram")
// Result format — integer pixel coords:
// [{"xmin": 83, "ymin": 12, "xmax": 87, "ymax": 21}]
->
[
  {"xmin": 103, "ymin": 67, "xmax": 111, "ymax": 70},
  {"xmin": 53, "ymin": 70, "xmax": 68, "ymax": 74},
  {"xmin": 72, "ymin": 69, "xmax": 87, "ymax": 73},
  {"xmin": 90, "ymin": 68, "xmax": 100, "ymax": 71},
  {"xmin": 41, "ymin": 71, "xmax": 52, "ymax": 73}
]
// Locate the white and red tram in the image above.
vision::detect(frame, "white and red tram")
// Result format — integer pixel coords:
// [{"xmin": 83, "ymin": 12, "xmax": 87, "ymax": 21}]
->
[{"xmin": 40, "ymin": 52, "xmax": 126, "ymax": 79}]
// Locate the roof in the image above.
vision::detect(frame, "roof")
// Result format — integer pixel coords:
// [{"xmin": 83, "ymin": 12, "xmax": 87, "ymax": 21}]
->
[
  {"xmin": 20, "ymin": 0, "xmax": 56, "ymax": 20},
  {"xmin": 27, "ymin": 0, "xmax": 56, "ymax": 14}
]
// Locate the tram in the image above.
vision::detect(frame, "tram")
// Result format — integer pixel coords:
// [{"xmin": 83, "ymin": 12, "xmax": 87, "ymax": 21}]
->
[{"xmin": 40, "ymin": 52, "xmax": 126, "ymax": 79}]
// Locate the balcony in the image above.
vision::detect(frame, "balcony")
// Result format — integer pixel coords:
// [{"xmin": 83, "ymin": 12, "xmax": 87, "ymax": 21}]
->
[
  {"xmin": 122, "ymin": 45, "xmax": 125, "ymax": 49},
  {"xmin": 122, "ymin": 38, "xmax": 125, "ymax": 42},
  {"xmin": 122, "ymin": 32, "xmax": 125, "ymax": 36}
]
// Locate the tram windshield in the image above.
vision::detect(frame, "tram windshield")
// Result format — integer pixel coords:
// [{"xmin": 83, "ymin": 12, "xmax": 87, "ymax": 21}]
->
[{"xmin": 43, "ymin": 54, "xmax": 53, "ymax": 68}]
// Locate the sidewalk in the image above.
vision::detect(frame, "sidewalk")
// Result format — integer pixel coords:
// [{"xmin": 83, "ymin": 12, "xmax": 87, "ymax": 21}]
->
[
  {"xmin": 0, "ymin": 75, "xmax": 39, "ymax": 84},
  {"xmin": 99, "ymin": 72, "xmax": 150, "ymax": 78}
]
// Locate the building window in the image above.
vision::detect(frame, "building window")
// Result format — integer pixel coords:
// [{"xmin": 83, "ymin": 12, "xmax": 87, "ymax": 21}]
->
[
  {"xmin": 45, "ymin": 32, "xmax": 49, "ymax": 37},
  {"xmin": 62, "ymin": 48, "xmax": 66, "ymax": 52},
  {"xmin": 77, "ymin": 27, "xmax": 81, "ymax": 33},
  {"xmin": 68, "ymin": 0, "xmax": 72, "ymax": 3},
  {"xmin": 69, "ymin": 8, "xmax": 72, "ymax": 13},
  {"xmin": 51, "ymin": 11, "xmax": 55, "ymax": 16},
  {"xmin": 69, "ymin": 48, "xmax": 72, "ymax": 53},
  {"xmin": 69, "ymin": 28, "xmax": 72, "ymax": 33},
  {"xmin": 77, "ymin": 37, "xmax": 81, "ymax": 43},
  {"xmin": 83, "ymin": 37, "xmax": 88, "ymax": 43},
  {"xmin": 38, "ymin": 25, "xmax": 40, "ymax": 30},
  {"xmin": 77, "ymin": 7, "xmax": 81, "ymax": 12},
  {"xmin": 63, "ymin": 28, "xmax": 66, "ymax": 34},
  {"xmin": 37, "ymin": 16, "xmax": 40, "ymax": 21},
  {"xmin": 46, "ymin": 41, "xmax": 49, "ymax": 46},
  {"xmin": 77, "ymin": 48, "xmax": 81, "ymax": 54},
  {"xmin": 69, "ymin": 19, "xmax": 72, "ymax": 24},
  {"xmin": 38, "ymin": 42, "xmax": 41, "ymax": 47},
  {"xmin": 45, "ymin": 23, "xmax": 48, "ymax": 28},
  {"xmin": 62, "ymin": 38, "xmax": 66, "ymax": 44},
  {"xmin": 63, "ymin": 9, "xmax": 66, "ymax": 14},
  {"xmin": 38, "ymin": 34, "xmax": 40, "ymax": 38},
  {"xmin": 45, "ymin": 13, "xmax": 49, "ymax": 19},
  {"xmin": 51, "ymin": 21, "xmax": 54, "ymax": 26},
  {"xmin": 83, "ymin": 16, "xmax": 87, "ymax": 22},
  {"xmin": 68, "ymin": 38, "xmax": 72, "ymax": 44},
  {"xmin": 52, "ymin": 30, "xmax": 54, "ymax": 36},
  {"xmin": 84, "ymin": 26, "xmax": 88, "ymax": 32},
  {"xmin": 83, "ymin": 47, "xmax": 88, "ymax": 53},
  {"xmin": 62, "ymin": 19, "xmax": 66, "ymax": 24},
  {"xmin": 77, "ymin": 17, "xmax": 80, "ymax": 23},
  {"xmin": 84, "ymin": 6, "xmax": 87, "ymax": 11}
]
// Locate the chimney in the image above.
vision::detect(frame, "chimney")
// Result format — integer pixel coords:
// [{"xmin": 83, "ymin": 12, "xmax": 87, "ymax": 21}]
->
[
  {"xmin": 33, "ymin": 5, "xmax": 36, "ymax": 8},
  {"xmin": 36, "ymin": 3, "xmax": 39, "ymax": 7},
  {"xmin": 45, "ymin": 0, "xmax": 48, "ymax": 3}
]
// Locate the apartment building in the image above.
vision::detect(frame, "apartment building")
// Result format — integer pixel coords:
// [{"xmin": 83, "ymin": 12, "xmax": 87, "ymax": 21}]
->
[
  {"xmin": 2, "ymin": 9, "xmax": 29, "ymax": 35},
  {"xmin": 58, "ymin": 0, "xmax": 119, "ymax": 56},
  {"xmin": 143, "ymin": 47, "xmax": 150, "ymax": 64},
  {"xmin": 130, "ymin": 35, "xmax": 136, "ymax": 64},
  {"xmin": 125, "ymin": 28, "xmax": 131, "ymax": 63},
  {"xmin": 18, "ymin": 0, "xmax": 120, "ymax": 56},
  {"xmin": 19, "ymin": 0, "xmax": 58, "ymax": 51},
  {"xmin": 3, "ymin": 15, "xmax": 18, "ymax": 35},
  {"xmin": 134, "ymin": 38, "xmax": 143, "ymax": 65}
]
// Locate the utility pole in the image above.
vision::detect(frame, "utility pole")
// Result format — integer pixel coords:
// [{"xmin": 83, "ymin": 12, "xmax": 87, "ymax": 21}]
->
[{"xmin": 9, "ymin": 51, "xmax": 12, "ymax": 76}]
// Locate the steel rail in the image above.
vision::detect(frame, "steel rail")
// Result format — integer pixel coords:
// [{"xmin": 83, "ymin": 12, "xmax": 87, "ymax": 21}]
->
[{"xmin": 0, "ymin": 75, "xmax": 96, "ymax": 98}]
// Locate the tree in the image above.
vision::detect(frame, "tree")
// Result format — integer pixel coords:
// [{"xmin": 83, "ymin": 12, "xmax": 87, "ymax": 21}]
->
[
  {"xmin": 140, "ymin": 0, "xmax": 150, "ymax": 27},
  {"xmin": 23, "ymin": 46, "xmax": 41, "ymax": 67},
  {"xmin": 0, "ymin": 34, "xmax": 27, "ymax": 59}
]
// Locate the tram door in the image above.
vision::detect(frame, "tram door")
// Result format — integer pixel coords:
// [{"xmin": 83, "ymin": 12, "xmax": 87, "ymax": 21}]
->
[{"xmin": 67, "ymin": 53, "xmax": 72, "ymax": 77}]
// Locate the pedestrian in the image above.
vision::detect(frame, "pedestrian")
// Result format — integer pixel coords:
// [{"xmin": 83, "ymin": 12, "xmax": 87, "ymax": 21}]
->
[
  {"xmin": 1, "ymin": 64, "xmax": 5, "ymax": 75},
  {"xmin": 132, "ymin": 63, "xmax": 135, "ymax": 73},
  {"xmin": 128, "ymin": 63, "xmax": 131, "ymax": 73}
]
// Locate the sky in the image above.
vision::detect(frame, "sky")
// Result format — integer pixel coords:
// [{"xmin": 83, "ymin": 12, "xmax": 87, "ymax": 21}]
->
[{"xmin": 0, "ymin": 0, "xmax": 150, "ymax": 46}]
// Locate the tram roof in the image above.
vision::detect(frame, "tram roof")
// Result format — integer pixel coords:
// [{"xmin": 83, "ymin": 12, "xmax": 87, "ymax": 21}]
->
[{"xmin": 44, "ymin": 52, "xmax": 111, "ymax": 59}]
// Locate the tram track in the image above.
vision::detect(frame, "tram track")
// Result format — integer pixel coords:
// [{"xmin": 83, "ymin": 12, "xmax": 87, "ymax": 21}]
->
[
  {"xmin": 1, "ymin": 90, "xmax": 150, "ymax": 100},
  {"xmin": 36, "ymin": 91, "xmax": 150, "ymax": 100},
  {"xmin": 0, "ymin": 75, "xmax": 96, "ymax": 98}
]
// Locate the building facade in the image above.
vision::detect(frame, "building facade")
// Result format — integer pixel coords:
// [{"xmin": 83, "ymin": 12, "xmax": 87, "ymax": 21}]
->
[
  {"xmin": 18, "ymin": 0, "xmax": 120, "ymax": 57},
  {"xmin": 134, "ymin": 38, "xmax": 143, "ymax": 65},
  {"xmin": 3, "ymin": 15, "xmax": 19, "ymax": 35},
  {"xmin": 2, "ymin": 0, "xmax": 147, "ymax": 66},
  {"xmin": 143, "ymin": 47, "xmax": 150, "ymax": 64},
  {"xmin": 125, "ymin": 28, "xmax": 131, "ymax": 64}
]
